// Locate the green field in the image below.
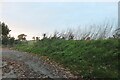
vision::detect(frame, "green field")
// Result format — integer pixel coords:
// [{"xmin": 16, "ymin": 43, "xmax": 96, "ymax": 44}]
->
[{"xmin": 14, "ymin": 38, "xmax": 119, "ymax": 79}]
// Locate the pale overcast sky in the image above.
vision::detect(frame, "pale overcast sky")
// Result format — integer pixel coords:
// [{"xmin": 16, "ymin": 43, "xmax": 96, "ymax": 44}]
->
[{"xmin": 0, "ymin": 2, "xmax": 118, "ymax": 40}]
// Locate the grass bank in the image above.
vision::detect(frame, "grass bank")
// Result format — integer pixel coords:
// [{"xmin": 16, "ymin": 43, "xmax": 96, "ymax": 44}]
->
[{"xmin": 14, "ymin": 39, "xmax": 119, "ymax": 79}]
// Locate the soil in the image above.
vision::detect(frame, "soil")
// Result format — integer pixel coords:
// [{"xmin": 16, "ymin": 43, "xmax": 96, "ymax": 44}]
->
[{"xmin": 1, "ymin": 48, "xmax": 79, "ymax": 79}]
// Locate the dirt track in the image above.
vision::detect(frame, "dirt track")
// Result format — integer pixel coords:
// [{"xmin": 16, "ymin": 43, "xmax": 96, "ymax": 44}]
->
[{"xmin": 1, "ymin": 48, "xmax": 78, "ymax": 79}]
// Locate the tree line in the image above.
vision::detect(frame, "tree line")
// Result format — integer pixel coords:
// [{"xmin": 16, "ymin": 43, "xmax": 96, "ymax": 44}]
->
[
  {"xmin": 0, "ymin": 22, "xmax": 28, "ymax": 46},
  {"xmin": 0, "ymin": 21, "xmax": 120, "ymax": 46}
]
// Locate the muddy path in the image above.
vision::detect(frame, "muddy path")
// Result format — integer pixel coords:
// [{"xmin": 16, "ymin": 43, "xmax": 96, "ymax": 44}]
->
[{"xmin": 1, "ymin": 48, "xmax": 79, "ymax": 79}]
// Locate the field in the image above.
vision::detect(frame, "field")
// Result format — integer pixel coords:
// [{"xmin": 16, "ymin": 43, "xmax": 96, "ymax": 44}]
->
[{"xmin": 14, "ymin": 38, "xmax": 119, "ymax": 79}]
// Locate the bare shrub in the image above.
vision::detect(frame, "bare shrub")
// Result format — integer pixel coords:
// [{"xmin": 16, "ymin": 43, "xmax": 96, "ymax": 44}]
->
[{"xmin": 48, "ymin": 22, "xmax": 117, "ymax": 40}]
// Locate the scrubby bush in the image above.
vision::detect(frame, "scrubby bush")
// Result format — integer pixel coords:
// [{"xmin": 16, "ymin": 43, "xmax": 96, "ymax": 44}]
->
[
  {"xmin": 15, "ymin": 38, "xmax": 119, "ymax": 78},
  {"xmin": 14, "ymin": 23, "xmax": 119, "ymax": 79}
]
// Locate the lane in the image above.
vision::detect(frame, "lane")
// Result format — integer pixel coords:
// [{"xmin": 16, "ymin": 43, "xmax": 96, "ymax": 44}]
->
[
  {"xmin": 2, "ymin": 48, "xmax": 76, "ymax": 78},
  {"xmin": 2, "ymin": 57, "xmax": 48, "ymax": 78}
]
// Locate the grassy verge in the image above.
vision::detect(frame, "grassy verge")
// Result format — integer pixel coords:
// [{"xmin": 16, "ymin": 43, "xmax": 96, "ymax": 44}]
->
[{"xmin": 14, "ymin": 39, "xmax": 119, "ymax": 79}]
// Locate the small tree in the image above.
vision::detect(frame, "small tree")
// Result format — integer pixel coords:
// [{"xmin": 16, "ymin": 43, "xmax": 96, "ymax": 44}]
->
[
  {"xmin": 0, "ymin": 22, "xmax": 11, "ymax": 46},
  {"xmin": 1, "ymin": 22, "xmax": 11, "ymax": 37},
  {"xmin": 32, "ymin": 36, "xmax": 35, "ymax": 40},
  {"xmin": 18, "ymin": 34, "xmax": 27, "ymax": 41},
  {"xmin": 36, "ymin": 37, "xmax": 40, "ymax": 41},
  {"xmin": 42, "ymin": 33, "xmax": 47, "ymax": 39}
]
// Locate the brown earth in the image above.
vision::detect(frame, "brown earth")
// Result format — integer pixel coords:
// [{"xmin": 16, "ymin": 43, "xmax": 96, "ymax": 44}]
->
[{"xmin": 1, "ymin": 48, "xmax": 80, "ymax": 79}]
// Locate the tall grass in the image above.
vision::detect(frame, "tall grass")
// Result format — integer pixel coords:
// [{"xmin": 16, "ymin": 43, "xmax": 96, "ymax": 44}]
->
[{"xmin": 47, "ymin": 23, "xmax": 118, "ymax": 40}]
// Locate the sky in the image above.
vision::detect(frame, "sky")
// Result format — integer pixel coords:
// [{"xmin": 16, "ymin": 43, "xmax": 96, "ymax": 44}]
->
[{"xmin": 0, "ymin": 1, "xmax": 118, "ymax": 40}]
